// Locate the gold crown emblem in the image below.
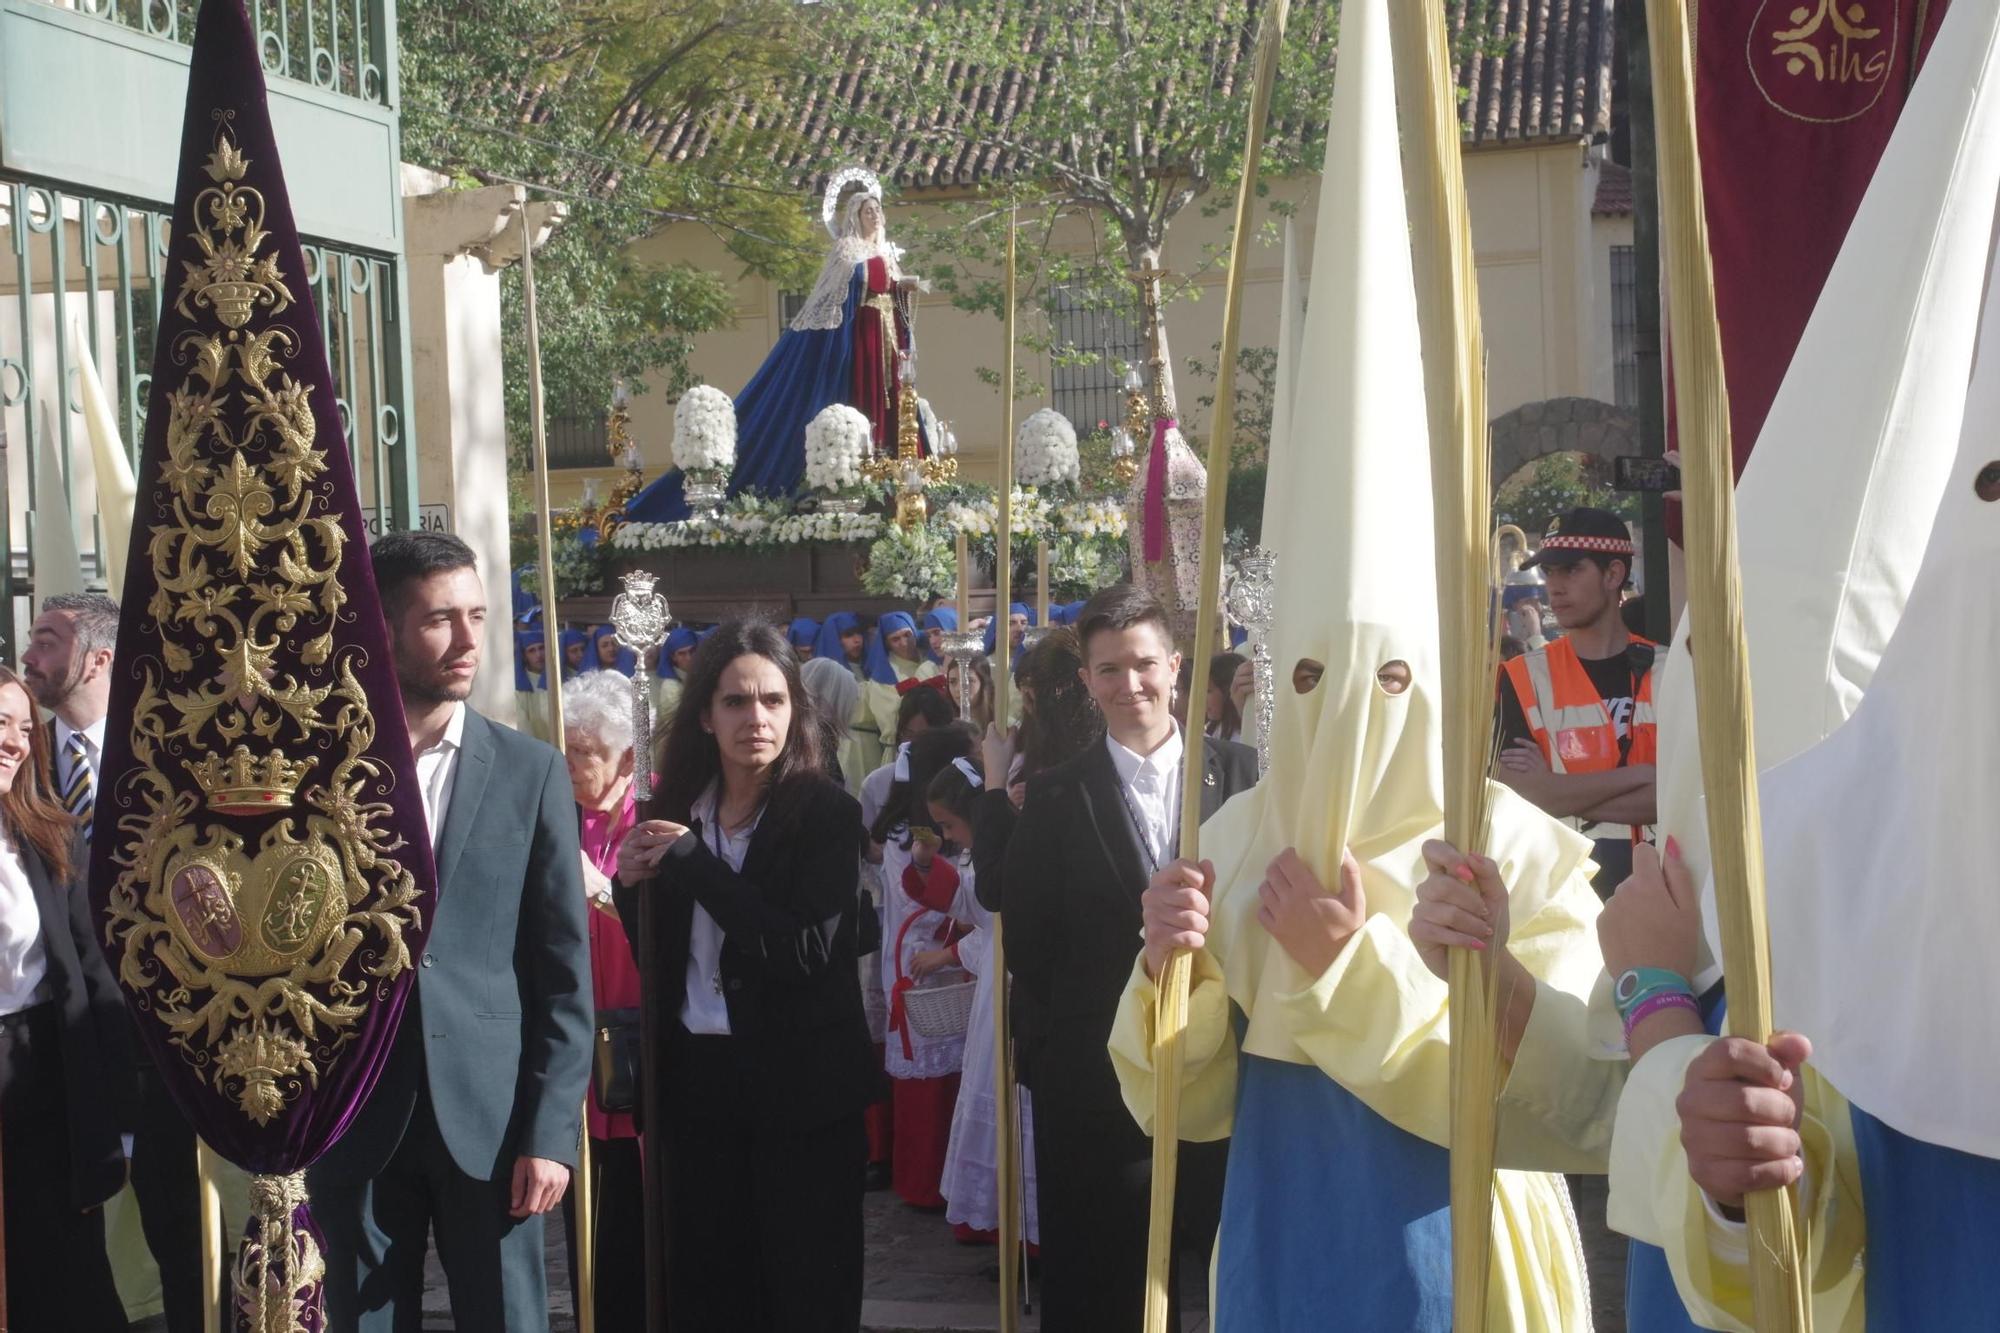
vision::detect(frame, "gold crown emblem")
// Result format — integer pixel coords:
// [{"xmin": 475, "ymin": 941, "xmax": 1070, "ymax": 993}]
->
[{"xmin": 185, "ymin": 746, "xmax": 312, "ymax": 815}]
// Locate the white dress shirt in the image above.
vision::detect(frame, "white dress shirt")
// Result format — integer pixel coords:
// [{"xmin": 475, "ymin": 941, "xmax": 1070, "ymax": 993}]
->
[
  {"xmin": 0, "ymin": 829, "xmax": 47, "ymax": 1015},
  {"xmin": 53, "ymin": 714, "xmax": 106, "ymax": 792},
  {"xmin": 681, "ymin": 785, "xmax": 763, "ymax": 1036},
  {"xmin": 1106, "ymin": 725, "xmax": 1185, "ymax": 872},
  {"xmin": 413, "ymin": 704, "xmax": 467, "ymax": 854}
]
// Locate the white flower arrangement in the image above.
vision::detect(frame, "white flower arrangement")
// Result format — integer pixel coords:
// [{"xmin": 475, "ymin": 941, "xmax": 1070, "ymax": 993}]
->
[
  {"xmin": 671, "ymin": 384, "xmax": 738, "ymax": 473},
  {"xmin": 1015, "ymin": 408, "xmax": 1080, "ymax": 488},
  {"xmin": 604, "ymin": 484, "xmax": 1124, "ymax": 573},
  {"xmin": 861, "ymin": 522, "xmax": 958, "ymax": 601},
  {"xmin": 1053, "ymin": 496, "xmax": 1129, "ymax": 540},
  {"xmin": 611, "ymin": 496, "xmax": 883, "ymax": 551},
  {"xmin": 937, "ymin": 488, "xmax": 1054, "ymax": 538},
  {"xmin": 1047, "ymin": 532, "xmax": 1114, "ymax": 597},
  {"xmin": 805, "ymin": 403, "xmax": 873, "ymax": 491}
]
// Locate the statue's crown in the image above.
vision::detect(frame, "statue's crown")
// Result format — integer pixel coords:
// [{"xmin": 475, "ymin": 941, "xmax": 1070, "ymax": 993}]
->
[{"xmin": 185, "ymin": 746, "xmax": 312, "ymax": 815}]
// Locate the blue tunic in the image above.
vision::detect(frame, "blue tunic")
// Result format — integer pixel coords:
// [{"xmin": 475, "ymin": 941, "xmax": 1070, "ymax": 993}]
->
[
  {"xmin": 1217, "ymin": 1052, "xmax": 1453, "ymax": 1331},
  {"xmin": 1851, "ymin": 1102, "xmax": 2000, "ymax": 1331}
]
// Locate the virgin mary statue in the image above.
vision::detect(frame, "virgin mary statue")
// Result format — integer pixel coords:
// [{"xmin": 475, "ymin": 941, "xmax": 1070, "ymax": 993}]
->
[{"xmin": 625, "ymin": 168, "xmax": 927, "ymax": 522}]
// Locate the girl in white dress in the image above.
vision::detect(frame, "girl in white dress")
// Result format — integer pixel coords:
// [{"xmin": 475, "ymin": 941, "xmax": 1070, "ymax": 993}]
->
[
  {"xmin": 869, "ymin": 726, "xmax": 980, "ymax": 1209},
  {"xmin": 927, "ymin": 756, "xmax": 1039, "ymax": 1243}
]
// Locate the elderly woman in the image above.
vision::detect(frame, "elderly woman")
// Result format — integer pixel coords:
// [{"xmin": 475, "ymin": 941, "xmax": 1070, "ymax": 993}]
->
[{"xmin": 559, "ymin": 670, "xmax": 646, "ymax": 1328}]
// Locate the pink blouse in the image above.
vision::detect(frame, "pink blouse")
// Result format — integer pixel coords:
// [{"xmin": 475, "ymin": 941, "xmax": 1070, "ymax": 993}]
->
[{"xmin": 581, "ymin": 792, "xmax": 644, "ymax": 1141}]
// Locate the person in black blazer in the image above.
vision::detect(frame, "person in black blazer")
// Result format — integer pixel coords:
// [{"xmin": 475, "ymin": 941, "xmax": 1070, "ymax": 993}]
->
[
  {"xmin": 615, "ymin": 619, "xmax": 874, "ymax": 1333},
  {"xmin": 999, "ymin": 586, "xmax": 1256, "ymax": 1333},
  {"xmin": 0, "ymin": 664, "xmax": 135, "ymax": 1331}
]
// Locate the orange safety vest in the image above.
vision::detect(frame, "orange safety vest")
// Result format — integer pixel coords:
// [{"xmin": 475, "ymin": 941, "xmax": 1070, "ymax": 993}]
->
[{"xmin": 1502, "ymin": 634, "xmax": 1657, "ymax": 843}]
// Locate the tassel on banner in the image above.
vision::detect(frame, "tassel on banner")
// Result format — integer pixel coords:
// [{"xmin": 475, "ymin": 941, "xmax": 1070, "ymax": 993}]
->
[{"xmin": 231, "ymin": 1173, "xmax": 324, "ymax": 1333}]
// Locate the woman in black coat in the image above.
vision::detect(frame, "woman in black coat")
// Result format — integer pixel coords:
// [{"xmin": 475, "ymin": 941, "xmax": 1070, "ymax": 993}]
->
[
  {"xmin": 0, "ymin": 664, "xmax": 135, "ymax": 1330},
  {"xmin": 615, "ymin": 620, "xmax": 873, "ymax": 1333}
]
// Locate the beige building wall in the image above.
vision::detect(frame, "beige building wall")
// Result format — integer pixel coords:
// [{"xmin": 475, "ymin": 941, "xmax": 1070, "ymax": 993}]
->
[{"xmin": 552, "ymin": 138, "xmax": 1628, "ymax": 507}]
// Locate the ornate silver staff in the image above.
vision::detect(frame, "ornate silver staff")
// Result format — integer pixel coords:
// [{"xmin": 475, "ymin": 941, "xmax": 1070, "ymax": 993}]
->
[
  {"xmin": 1225, "ymin": 547, "xmax": 1278, "ymax": 777},
  {"xmin": 610, "ymin": 569, "xmax": 673, "ymax": 1328},
  {"xmin": 611, "ymin": 571, "xmax": 671, "ymax": 801},
  {"xmin": 940, "ymin": 626, "xmax": 986, "ymax": 722}
]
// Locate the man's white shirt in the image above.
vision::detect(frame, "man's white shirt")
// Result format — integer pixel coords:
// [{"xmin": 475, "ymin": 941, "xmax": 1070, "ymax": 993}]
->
[
  {"xmin": 1106, "ymin": 725, "xmax": 1184, "ymax": 871},
  {"xmin": 413, "ymin": 703, "xmax": 467, "ymax": 854}
]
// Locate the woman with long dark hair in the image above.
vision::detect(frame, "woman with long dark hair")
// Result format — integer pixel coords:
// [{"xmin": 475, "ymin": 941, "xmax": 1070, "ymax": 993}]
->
[
  {"xmin": 614, "ymin": 621, "xmax": 873, "ymax": 1332},
  {"xmin": 0, "ymin": 664, "xmax": 134, "ymax": 1329}
]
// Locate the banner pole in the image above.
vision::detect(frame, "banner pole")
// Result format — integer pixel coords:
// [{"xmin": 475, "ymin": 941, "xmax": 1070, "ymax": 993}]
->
[
  {"xmin": 518, "ymin": 203, "xmax": 597, "ymax": 1333},
  {"xmin": 991, "ymin": 207, "xmax": 1023, "ymax": 1333},
  {"xmin": 198, "ymin": 1139, "xmax": 223, "ymax": 1333}
]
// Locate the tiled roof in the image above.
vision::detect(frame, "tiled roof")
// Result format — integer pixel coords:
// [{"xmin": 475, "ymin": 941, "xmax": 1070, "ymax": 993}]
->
[
  {"xmin": 1592, "ymin": 158, "xmax": 1634, "ymax": 216},
  {"xmin": 624, "ymin": 0, "xmax": 1615, "ymax": 190},
  {"xmin": 1456, "ymin": 0, "xmax": 1617, "ymax": 146}
]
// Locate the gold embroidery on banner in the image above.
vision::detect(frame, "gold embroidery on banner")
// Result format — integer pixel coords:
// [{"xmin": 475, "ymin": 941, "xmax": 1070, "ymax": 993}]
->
[
  {"xmin": 1748, "ymin": 0, "xmax": 1899, "ymax": 124},
  {"xmin": 103, "ymin": 114, "xmax": 423, "ymax": 1128}
]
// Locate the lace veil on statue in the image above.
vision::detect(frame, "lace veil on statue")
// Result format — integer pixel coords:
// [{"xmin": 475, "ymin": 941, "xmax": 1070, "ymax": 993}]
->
[{"xmin": 791, "ymin": 189, "xmax": 906, "ymax": 332}]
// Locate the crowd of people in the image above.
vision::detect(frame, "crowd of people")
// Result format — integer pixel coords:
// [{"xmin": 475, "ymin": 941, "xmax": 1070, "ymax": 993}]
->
[{"xmin": 7, "ymin": 487, "xmax": 1991, "ymax": 1333}]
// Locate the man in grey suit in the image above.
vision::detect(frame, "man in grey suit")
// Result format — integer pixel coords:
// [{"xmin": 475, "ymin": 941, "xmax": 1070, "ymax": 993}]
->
[{"xmin": 312, "ymin": 530, "xmax": 592, "ymax": 1330}]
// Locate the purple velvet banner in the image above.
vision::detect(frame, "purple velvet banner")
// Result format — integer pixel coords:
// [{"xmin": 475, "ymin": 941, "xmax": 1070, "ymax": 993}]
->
[{"xmin": 87, "ymin": 0, "xmax": 436, "ymax": 1209}]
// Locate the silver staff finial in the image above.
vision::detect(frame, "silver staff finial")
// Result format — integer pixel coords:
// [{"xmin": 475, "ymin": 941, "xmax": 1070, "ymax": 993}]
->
[{"xmin": 610, "ymin": 571, "xmax": 672, "ymax": 802}]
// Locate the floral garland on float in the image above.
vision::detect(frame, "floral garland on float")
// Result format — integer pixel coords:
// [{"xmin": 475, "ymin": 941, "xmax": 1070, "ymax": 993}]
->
[
  {"xmin": 590, "ymin": 404, "xmax": 1128, "ymax": 601},
  {"xmin": 610, "ymin": 485, "xmax": 1125, "ymax": 556}
]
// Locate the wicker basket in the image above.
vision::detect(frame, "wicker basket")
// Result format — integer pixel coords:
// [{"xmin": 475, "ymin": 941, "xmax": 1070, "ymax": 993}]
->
[{"xmin": 902, "ymin": 975, "xmax": 976, "ymax": 1038}]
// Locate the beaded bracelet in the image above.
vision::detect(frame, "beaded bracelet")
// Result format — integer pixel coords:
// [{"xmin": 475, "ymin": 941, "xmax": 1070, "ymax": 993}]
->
[{"xmin": 1622, "ymin": 989, "xmax": 1700, "ymax": 1045}]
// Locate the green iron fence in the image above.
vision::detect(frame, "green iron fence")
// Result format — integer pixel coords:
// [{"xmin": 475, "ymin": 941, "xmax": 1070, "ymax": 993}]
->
[
  {"xmin": 72, "ymin": 0, "xmax": 390, "ymax": 105},
  {"xmin": 0, "ymin": 0, "xmax": 413, "ymax": 653}
]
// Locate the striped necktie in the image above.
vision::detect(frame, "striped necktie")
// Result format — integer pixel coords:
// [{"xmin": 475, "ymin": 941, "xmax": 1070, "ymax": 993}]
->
[{"xmin": 61, "ymin": 732, "xmax": 95, "ymax": 840}]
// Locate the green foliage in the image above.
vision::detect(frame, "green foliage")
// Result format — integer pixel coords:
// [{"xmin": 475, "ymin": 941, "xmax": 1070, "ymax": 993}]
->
[
  {"xmin": 397, "ymin": 0, "xmax": 826, "ymax": 468},
  {"xmin": 1185, "ymin": 343, "xmax": 1280, "ymax": 469},
  {"xmin": 817, "ymin": 0, "xmax": 1342, "ymax": 396},
  {"xmin": 1493, "ymin": 452, "xmax": 1639, "ymax": 533},
  {"xmin": 862, "ymin": 523, "xmax": 959, "ymax": 602},
  {"xmin": 1225, "ymin": 460, "xmax": 1268, "ymax": 550}
]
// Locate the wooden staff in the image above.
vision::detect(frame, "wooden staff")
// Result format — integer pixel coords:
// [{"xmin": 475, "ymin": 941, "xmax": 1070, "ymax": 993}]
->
[
  {"xmin": 1643, "ymin": 0, "xmax": 1812, "ymax": 1327},
  {"xmin": 199, "ymin": 1139, "xmax": 223, "ymax": 1333},
  {"xmin": 991, "ymin": 209, "xmax": 1024, "ymax": 1333},
  {"xmin": 1144, "ymin": 3, "xmax": 1289, "ymax": 1329},
  {"xmin": 1385, "ymin": 3, "xmax": 1505, "ymax": 1327},
  {"xmin": 518, "ymin": 205, "xmax": 601, "ymax": 1333}
]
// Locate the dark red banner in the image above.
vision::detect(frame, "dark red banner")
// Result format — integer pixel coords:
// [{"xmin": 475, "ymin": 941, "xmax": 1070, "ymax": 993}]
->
[{"xmin": 1696, "ymin": 0, "xmax": 1950, "ymax": 472}]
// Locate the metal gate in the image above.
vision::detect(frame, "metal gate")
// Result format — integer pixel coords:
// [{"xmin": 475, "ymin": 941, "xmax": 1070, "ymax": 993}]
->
[{"xmin": 0, "ymin": 0, "xmax": 416, "ymax": 651}]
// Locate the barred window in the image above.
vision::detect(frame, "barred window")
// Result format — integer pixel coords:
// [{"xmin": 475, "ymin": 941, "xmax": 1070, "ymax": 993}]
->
[
  {"xmin": 779, "ymin": 290, "xmax": 808, "ymax": 329},
  {"xmin": 1047, "ymin": 282, "xmax": 1144, "ymax": 436},
  {"xmin": 547, "ymin": 414, "xmax": 611, "ymax": 469}
]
